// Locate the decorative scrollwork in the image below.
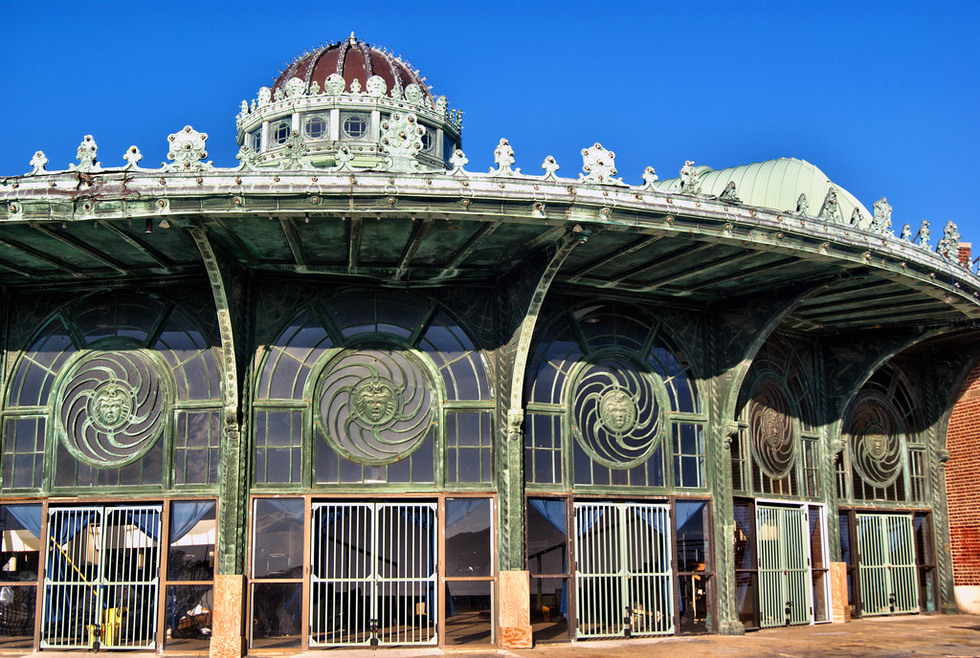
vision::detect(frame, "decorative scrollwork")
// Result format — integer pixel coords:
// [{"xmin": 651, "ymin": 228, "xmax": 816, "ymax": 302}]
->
[
  {"xmin": 847, "ymin": 393, "xmax": 905, "ymax": 488},
  {"xmin": 317, "ymin": 348, "xmax": 434, "ymax": 465},
  {"xmin": 55, "ymin": 350, "xmax": 169, "ymax": 467},
  {"xmin": 748, "ymin": 378, "xmax": 796, "ymax": 479},
  {"xmin": 570, "ymin": 353, "xmax": 665, "ymax": 469}
]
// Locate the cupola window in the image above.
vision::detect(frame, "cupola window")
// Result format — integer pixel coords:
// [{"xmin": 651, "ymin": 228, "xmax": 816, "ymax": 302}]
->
[
  {"xmin": 304, "ymin": 115, "xmax": 327, "ymax": 140},
  {"xmin": 341, "ymin": 113, "xmax": 368, "ymax": 139},
  {"xmin": 272, "ymin": 120, "xmax": 291, "ymax": 146}
]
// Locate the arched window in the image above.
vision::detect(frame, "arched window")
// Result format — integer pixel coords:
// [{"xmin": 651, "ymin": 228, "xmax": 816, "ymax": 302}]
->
[
  {"xmin": 2, "ymin": 293, "xmax": 222, "ymax": 491},
  {"xmin": 251, "ymin": 289, "xmax": 491, "ymax": 488},
  {"xmin": 524, "ymin": 303, "xmax": 703, "ymax": 490},
  {"xmin": 732, "ymin": 335, "xmax": 820, "ymax": 499},
  {"xmin": 839, "ymin": 365, "xmax": 924, "ymax": 503}
]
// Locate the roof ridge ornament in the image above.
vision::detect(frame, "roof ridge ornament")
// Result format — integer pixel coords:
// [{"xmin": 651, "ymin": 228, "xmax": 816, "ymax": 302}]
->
[
  {"xmin": 541, "ymin": 156, "xmax": 560, "ymax": 181},
  {"xmin": 71, "ymin": 135, "xmax": 101, "ymax": 173},
  {"xmin": 871, "ymin": 197, "xmax": 892, "ymax": 234},
  {"xmin": 164, "ymin": 125, "xmax": 212, "ymax": 172},
  {"xmin": 795, "ymin": 193, "xmax": 809, "ymax": 216},
  {"xmin": 679, "ymin": 160, "xmax": 701, "ymax": 196},
  {"xmin": 579, "ymin": 143, "xmax": 624, "ymax": 185},
  {"xmin": 490, "ymin": 138, "xmax": 519, "ymax": 177},
  {"xmin": 819, "ymin": 186, "xmax": 841, "ymax": 223},
  {"xmin": 380, "ymin": 111, "xmax": 424, "ymax": 172},
  {"xmin": 447, "ymin": 149, "xmax": 469, "ymax": 176},
  {"xmin": 27, "ymin": 151, "xmax": 48, "ymax": 176},
  {"xmin": 718, "ymin": 180, "xmax": 741, "ymax": 204},
  {"xmin": 937, "ymin": 220, "xmax": 961, "ymax": 262},
  {"xmin": 917, "ymin": 219, "xmax": 931, "ymax": 249},
  {"xmin": 122, "ymin": 146, "xmax": 143, "ymax": 170},
  {"xmin": 900, "ymin": 223, "xmax": 913, "ymax": 241},
  {"xmin": 641, "ymin": 166, "xmax": 659, "ymax": 190}
]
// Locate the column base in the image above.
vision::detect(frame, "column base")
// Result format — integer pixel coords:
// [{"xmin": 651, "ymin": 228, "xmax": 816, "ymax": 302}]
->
[
  {"xmin": 211, "ymin": 574, "xmax": 246, "ymax": 658},
  {"xmin": 718, "ymin": 620, "xmax": 745, "ymax": 635},
  {"xmin": 498, "ymin": 570, "xmax": 533, "ymax": 649}
]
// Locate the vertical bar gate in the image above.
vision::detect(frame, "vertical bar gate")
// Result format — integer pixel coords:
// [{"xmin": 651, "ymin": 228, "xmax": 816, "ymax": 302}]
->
[
  {"xmin": 310, "ymin": 501, "xmax": 437, "ymax": 647},
  {"xmin": 574, "ymin": 502, "xmax": 673, "ymax": 639},
  {"xmin": 856, "ymin": 513, "xmax": 918, "ymax": 616},
  {"xmin": 41, "ymin": 505, "xmax": 161, "ymax": 650},
  {"xmin": 756, "ymin": 504, "xmax": 811, "ymax": 628}
]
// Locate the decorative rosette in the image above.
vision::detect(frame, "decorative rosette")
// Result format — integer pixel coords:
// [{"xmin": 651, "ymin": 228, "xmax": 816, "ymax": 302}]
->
[{"xmin": 748, "ymin": 378, "xmax": 797, "ymax": 479}]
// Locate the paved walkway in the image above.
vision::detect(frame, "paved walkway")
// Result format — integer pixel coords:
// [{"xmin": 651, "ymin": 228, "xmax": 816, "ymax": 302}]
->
[{"xmin": 44, "ymin": 614, "xmax": 980, "ymax": 657}]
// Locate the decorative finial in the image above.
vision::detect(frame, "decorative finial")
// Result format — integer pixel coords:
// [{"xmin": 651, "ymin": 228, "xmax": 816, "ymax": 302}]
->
[
  {"xmin": 490, "ymin": 138, "xmax": 519, "ymax": 176},
  {"xmin": 900, "ymin": 223, "xmax": 912, "ymax": 241},
  {"xmin": 72, "ymin": 135, "xmax": 101, "ymax": 173},
  {"xmin": 719, "ymin": 180, "xmax": 740, "ymax": 203},
  {"xmin": 541, "ymin": 156, "xmax": 560, "ymax": 180},
  {"xmin": 936, "ymin": 220, "xmax": 961, "ymax": 261},
  {"xmin": 580, "ymin": 143, "xmax": 623, "ymax": 185},
  {"xmin": 641, "ymin": 166, "xmax": 659, "ymax": 189},
  {"xmin": 164, "ymin": 125, "xmax": 212, "ymax": 172},
  {"xmin": 122, "ymin": 146, "xmax": 143, "ymax": 169},
  {"xmin": 819, "ymin": 187, "xmax": 841, "ymax": 223},
  {"xmin": 448, "ymin": 149, "xmax": 469, "ymax": 176},
  {"xmin": 871, "ymin": 197, "xmax": 892, "ymax": 233},
  {"xmin": 379, "ymin": 112, "xmax": 424, "ymax": 172},
  {"xmin": 918, "ymin": 219, "xmax": 931, "ymax": 249},
  {"xmin": 349, "ymin": 31, "xmax": 356, "ymax": 44},
  {"xmin": 28, "ymin": 151, "xmax": 48, "ymax": 175},
  {"xmin": 795, "ymin": 193, "xmax": 809, "ymax": 216},
  {"xmin": 679, "ymin": 161, "xmax": 701, "ymax": 196},
  {"xmin": 850, "ymin": 208, "xmax": 863, "ymax": 226}
]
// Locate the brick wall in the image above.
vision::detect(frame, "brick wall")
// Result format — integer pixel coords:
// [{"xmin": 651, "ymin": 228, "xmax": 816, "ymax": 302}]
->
[{"xmin": 946, "ymin": 361, "xmax": 980, "ymax": 586}]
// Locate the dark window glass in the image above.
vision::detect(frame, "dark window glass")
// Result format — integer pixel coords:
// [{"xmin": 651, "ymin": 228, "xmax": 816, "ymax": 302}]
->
[
  {"xmin": 167, "ymin": 501, "xmax": 216, "ymax": 581},
  {"xmin": 444, "ymin": 581, "xmax": 492, "ymax": 645},
  {"xmin": 676, "ymin": 500, "xmax": 709, "ymax": 572},
  {"xmin": 446, "ymin": 499, "xmax": 492, "ymax": 577},
  {"xmin": 165, "ymin": 584, "xmax": 212, "ymax": 647},
  {"xmin": 252, "ymin": 499, "xmax": 304, "ymax": 579},
  {"xmin": 251, "ymin": 582, "xmax": 302, "ymax": 648}
]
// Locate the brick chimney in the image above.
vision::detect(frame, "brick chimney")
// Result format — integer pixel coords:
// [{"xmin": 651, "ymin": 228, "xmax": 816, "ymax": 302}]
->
[{"xmin": 959, "ymin": 241, "xmax": 972, "ymax": 267}]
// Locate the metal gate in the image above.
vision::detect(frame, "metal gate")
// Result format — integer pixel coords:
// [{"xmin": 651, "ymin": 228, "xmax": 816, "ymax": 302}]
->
[
  {"xmin": 310, "ymin": 501, "xmax": 437, "ymax": 647},
  {"xmin": 756, "ymin": 504, "xmax": 811, "ymax": 627},
  {"xmin": 856, "ymin": 513, "xmax": 918, "ymax": 616},
  {"xmin": 41, "ymin": 505, "xmax": 161, "ymax": 650},
  {"xmin": 574, "ymin": 502, "xmax": 673, "ymax": 639}
]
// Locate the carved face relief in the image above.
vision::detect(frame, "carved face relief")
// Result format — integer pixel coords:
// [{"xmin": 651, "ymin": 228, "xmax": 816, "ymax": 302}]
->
[
  {"xmin": 866, "ymin": 432, "xmax": 888, "ymax": 460},
  {"xmin": 760, "ymin": 407, "xmax": 783, "ymax": 449},
  {"xmin": 599, "ymin": 388, "xmax": 637, "ymax": 434},
  {"xmin": 90, "ymin": 382, "xmax": 134, "ymax": 430},
  {"xmin": 353, "ymin": 380, "xmax": 397, "ymax": 425}
]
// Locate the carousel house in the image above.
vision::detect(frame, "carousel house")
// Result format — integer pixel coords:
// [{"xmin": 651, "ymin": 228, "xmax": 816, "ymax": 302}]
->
[{"xmin": 0, "ymin": 35, "xmax": 978, "ymax": 656}]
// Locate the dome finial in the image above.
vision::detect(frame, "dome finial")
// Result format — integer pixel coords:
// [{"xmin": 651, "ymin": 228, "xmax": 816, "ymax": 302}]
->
[{"xmin": 349, "ymin": 31, "xmax": 356, "ymax": 44}]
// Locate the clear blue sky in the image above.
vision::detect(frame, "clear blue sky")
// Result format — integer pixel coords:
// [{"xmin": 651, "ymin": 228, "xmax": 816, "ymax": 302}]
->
[{"xmin": 2, "ymin": 1, "xmax": 979, "ymax": 246}]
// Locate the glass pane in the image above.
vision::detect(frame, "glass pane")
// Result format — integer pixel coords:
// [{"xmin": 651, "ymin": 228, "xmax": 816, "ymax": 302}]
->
[
  {"xmin": 839, "ymin": 511, "xmax": 853, "ymax": 566},
  {"xmin": 733, "ymin": 500, "xmax": 754, "ymax": 570},
  {"xmin": 812, "ymin": 570, "xmax": 829, "ymax": 622},
  {"xmin": 735, "ymin": 572, "xmax": 757, "ymax": 628},
  {"xmin": 529, "ymin": 577, "xmax": 568, "ymax": 642},
  {"xmin": 678, "ymin": 572, "xmax": 710, "ymax": 633},
  {"xmin": 251, "ymin": 582, "xmax": 302, "ymax": 648},
  {"xmin": 676, "ymin": 500, "xmax": 709, "ymax": 572},
  {"xmin": 444, "ymin": 581, "xmax": 492, "ymax": 646},
  {"xmin": 526, "ymin": 499, "xmax": 567, "ymax": 577},
  {"xmin": 809, "ymin": 507, "xmax": 825, "ymax": 569},
  {"xmin": 0, "ymin": 584, "xmax": 35, "ymax": 648},
  {"xmin": 165, "ymin": 584, "xmax": 212, "ymax": 648},
  {"xmin": 919, "ymin": 568, "xmax": 937, "ymax": 612},
  {"xmin": 168, "ymin": 501, "xmax": 216, "ymax": 580},
  {"xmin": 0, "ymin": 505, "xmax": 41, "ymax": 581},
  {"xmin": 446, "ymin": 499, "xmax": 492, "ymax": 578},
  {"xmin": 252, "ymin": 499, "xmax": 304, "ymax": 579},
  {"xmin": 914, "ymin": 512, "xmax": 934, "ymax": 565}
]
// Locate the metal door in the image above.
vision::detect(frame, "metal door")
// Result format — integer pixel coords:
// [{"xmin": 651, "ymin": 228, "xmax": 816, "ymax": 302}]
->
[
  {"xmin": 756, "ymin": 504, "xmax": 811, "ymax": 627},
  {"xmin": 310, "ymin": 501, "xmax": 437, "ymax": 647},
  {"xmin": 574, "ymin": 502, "xmax": 673, "ymax": 639},
  {"xmin": 41, "ymin": 505, "xmax": 161, "ymax": 650},
  {"xmin": 856, "ymin": 513, "xmax": 918, "ymax": 616}
]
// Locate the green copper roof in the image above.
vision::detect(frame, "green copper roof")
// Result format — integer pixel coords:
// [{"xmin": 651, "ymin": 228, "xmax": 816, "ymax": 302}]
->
[{"xmin": 654, "ymin": 157, "xmax": 872, "ymax": 227}]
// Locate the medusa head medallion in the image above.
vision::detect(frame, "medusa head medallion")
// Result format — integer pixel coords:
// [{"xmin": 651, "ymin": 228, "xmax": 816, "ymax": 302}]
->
[
  {"xmin": 846, "ymin": 393, "xmax": 905, "ymax": 488},
  {"xmin": 747, "ymin": 378, "xmax": 796, "ymax": 479},
  {"xmin": 55, "ymin": 350, "xmax": 169, "ymax": 467},
  {"xmin": 570, "ymin": 353, "xmax": 665, "ymax": 469},
  {"xmin": 317, "ymin": 347, "xmax": 434, "ymax": 465}
]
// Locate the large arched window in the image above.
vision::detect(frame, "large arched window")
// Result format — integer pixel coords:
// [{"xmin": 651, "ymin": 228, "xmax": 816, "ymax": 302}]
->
[
  {"xmin": 2, "ymin": 293, "xmax": 223, "ymax": 491},
  {"xmin": 838, "ymin": 364, "xmax": 924, "ymax": 504},
  {"xmin": 524, "ymin": 303, "xmax": 704, "ymax": 490},
  {"xmin": 251, "ymin": 289, "xmax": 492, "ymax": 488},
  {"xmin": 732, "ymin": 335, "xmax": 820, "ymax": 499}
]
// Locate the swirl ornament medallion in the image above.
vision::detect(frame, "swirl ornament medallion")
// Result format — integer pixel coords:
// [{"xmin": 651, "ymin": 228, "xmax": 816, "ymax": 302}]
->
[
  {"xmin": 847, "ymin": 394, "xmax": 905, "ymax": 488},
  {"xmin": 747, "ymin": 379, "xmax": 797, "ymax": 479},
  {"xmin": 54, "ymin": 350, "xmax": 170, "ymax": 467},
  {"xmin": 569, "ymin": 354, "xmax": 666, "ymax": 469},
  {"xmin": 316, "ymin": 348, "xmax": 435, "ymax": 465}
]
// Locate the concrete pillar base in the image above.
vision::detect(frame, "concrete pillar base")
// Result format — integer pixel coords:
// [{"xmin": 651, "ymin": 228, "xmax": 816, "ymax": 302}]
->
[
  {"xmin": 719, "ymin": 620, "xmax": 745, "ymax": 635},
  {"xmin": 955, "ymin": 586, "xmax": 980, "ymax": 614},
  {"xmin": 210, "ymin": 574, "xmax": 246, "ymax": 658},
  {"xmin": 498, "ymin": 570, "xmax": 533, "ymax": 648}
]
